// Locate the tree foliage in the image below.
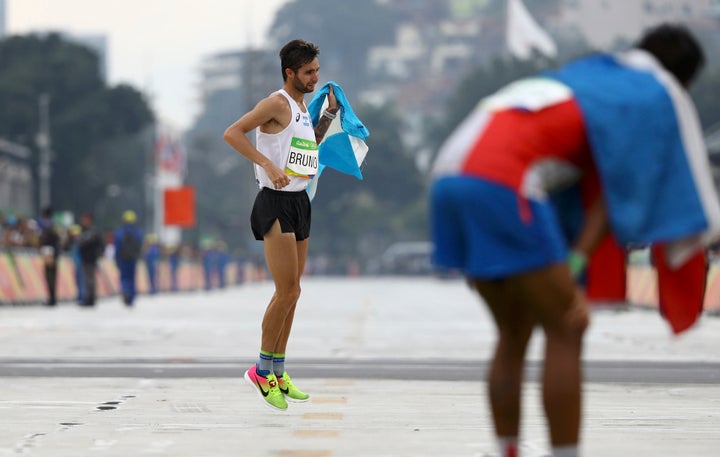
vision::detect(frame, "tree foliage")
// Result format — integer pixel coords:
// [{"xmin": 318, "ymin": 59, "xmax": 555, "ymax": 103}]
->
[
  {"xmin": 311, "ymin": 103, "xmax": 427, "ymax": 261},
  {"xmin": 0, "ymin": 33, "xmax": 154, "ymax": 226}
]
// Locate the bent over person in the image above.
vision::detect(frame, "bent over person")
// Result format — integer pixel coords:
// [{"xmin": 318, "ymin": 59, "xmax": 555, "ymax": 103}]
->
[
  {"xmin": 430, "ymin": 24, "xmax": 720, "ymax": 457},
  {"xmin": 223, "ymin": 39, "xmax": 338, "ymax": 411}
]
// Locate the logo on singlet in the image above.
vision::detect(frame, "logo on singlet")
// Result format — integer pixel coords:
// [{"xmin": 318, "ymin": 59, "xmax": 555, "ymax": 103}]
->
[{"xmin": 295, "ymin": 113, "xmax": 301, "ymax": 122}]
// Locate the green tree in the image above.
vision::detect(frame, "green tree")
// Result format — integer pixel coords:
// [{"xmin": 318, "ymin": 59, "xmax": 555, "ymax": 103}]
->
[
  {"xmin": 0, "ymin": 33, "xmax": 153, "ymax": 226},
  {"xmin": 311, "ymin": 103, "xmax": 427, "ymax": 264},
  {"xmin": 183, "ymin": 128, "xmax": 257, "ymax": 254}
]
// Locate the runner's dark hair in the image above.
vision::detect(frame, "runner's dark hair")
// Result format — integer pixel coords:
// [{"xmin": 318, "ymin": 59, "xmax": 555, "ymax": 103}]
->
[
  {"xmin": 636, "ymin": 23, "xmax": 704, "ymax": 86},
  {"xmin": 280, "ymin": 39, "xmax": 320, "ymax": 81}
]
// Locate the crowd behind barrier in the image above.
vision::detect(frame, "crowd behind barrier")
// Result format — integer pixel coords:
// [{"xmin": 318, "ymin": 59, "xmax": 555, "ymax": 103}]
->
[
  {"xmin": 0, "ymin": 248, "xmax": 268, "ymax": 305},
  {"xmin": 3, "ymin": 248, "xmax": 720, "ymax": 314}
]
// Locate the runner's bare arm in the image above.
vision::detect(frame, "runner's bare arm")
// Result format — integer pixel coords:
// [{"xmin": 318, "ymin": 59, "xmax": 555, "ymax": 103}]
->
[
  {"xmin": 573, "ymin": 195, "xmax": 609, "ymax": 257},
  {"xmin": 314, "ymin": 85, "xmax": 339, "ymax": 144},
  {"xmin": 567, "ymin": 194, "xmax": 610, "ymax": 278},
  {"xmin": 223, "ymin": 95, "xmax": 291, "ymax": 187}
]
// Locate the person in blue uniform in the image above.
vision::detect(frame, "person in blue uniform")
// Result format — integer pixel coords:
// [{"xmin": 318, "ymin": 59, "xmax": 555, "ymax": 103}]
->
[{"xmin": 114, "ymin": 210, "xmax": 143, "ymax": 306}]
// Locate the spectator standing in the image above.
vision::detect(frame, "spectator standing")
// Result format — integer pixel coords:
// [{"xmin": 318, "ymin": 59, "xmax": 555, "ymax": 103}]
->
[
  {"xmin": 113, "ymin": 210, "xmax": 143, "ymax": 306},
  {"xmin": 201, "ymin": 238, "xmax": 216, "ymax": 290},
  {"xmin": 38, "ymin": 206, "xmax": 61, "ymax": 306},
  {"xmin": 216, "ymin": 241, "xmax": 230, "ymax": 289},
  {"xmin": 144, "ymin": 233, "xmax": 161, "ymax": 295},
  {"xmin": 77, "ymin": 212, "xmax": 104, "ymax": 307},
  {"xmin": 64, "ymin": 224, "xmax": 85, "ymax": 303},
  {"xmin": 168, "ymin": 245, "xmax": 181, "ymax": 291},
  {"xmin": 3, "ymin": 215, "xmax": 22, "ymax": 247}
]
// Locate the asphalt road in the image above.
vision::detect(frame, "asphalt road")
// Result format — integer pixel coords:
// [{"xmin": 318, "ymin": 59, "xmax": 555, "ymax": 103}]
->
[
  {"xmin": 2, "ymin": 278, "xmax": 720, "ymax": 457},
  {"xmin": 1, "ymin": 357, "xmax": 719, "ymax": 383}
]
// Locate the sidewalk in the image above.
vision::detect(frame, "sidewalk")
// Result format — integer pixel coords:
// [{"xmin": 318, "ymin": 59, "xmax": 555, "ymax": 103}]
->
[{"xmin": 1, "ymin": 277, "xmax": 719, "ymax": 456}]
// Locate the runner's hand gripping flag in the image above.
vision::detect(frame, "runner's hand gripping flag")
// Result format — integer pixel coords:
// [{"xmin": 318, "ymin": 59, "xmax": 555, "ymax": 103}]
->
[{"xmin": 307, "ymin": 82, "xmax": 370, "ymax": 200}]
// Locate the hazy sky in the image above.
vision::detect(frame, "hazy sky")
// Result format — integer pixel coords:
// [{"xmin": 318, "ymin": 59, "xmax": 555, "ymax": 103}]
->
[{"xmin": 7, "ymin": 0, "xmax": 289, "ymax": 131}]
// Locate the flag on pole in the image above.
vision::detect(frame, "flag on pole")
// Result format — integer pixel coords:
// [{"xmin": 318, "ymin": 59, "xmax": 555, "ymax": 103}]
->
[
  {"xmin": 154, "ymin": 126, "xmax": 186, "ymax": 246},
  {"xmin": 156, "ymin": 131, "xmax": 186, "ymax": 177},
  {"xmin": 506, "ymin": 0, "xmax": 557, "ymax": 60}
]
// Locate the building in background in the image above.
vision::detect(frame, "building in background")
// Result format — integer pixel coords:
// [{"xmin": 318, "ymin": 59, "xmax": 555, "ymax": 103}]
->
[
  {"xmin": 190, "ymin": 47, "xmax": 276, "ymax": 177},
  {"xmin": 0, "ymin": 0, "xmax": 6, "ymax": 38},
  {"xmin": 0, "ymin": 138, "xmax": 34, "ymax": 215},
  {"xmin": 554, "ymin": 0, "xmax": 720, "ymax": 48},
  {"xmin": 196, "ymin": 49, "xmax": 276, "ymax": 130}
]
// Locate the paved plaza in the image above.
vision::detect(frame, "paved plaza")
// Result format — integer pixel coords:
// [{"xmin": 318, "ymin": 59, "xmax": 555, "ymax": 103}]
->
[{"xmin": 1, "ymin": 277, "xmax": 719, "ymax": 456}]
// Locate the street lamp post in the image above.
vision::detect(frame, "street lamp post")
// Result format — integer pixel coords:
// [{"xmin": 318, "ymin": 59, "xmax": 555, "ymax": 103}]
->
[{"xmin": 36, "ymin": 93, "xmax": 52, "ymax": 211}]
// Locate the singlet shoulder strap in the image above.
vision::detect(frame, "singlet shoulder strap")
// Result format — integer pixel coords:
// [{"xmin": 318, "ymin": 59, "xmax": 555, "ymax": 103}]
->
[{"xmin": 277, "ymin": 89, "xmax": 307, "ymax": 113}]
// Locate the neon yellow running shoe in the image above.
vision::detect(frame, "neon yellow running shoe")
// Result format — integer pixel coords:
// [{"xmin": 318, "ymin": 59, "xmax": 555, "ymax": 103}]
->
[
  {"xmin": 278, "ymin": 372, "xmax": 310, "ymax": 402},
  {"xmin": 244, "ymin": 365, "xmax": 288, "ymax": 411}
]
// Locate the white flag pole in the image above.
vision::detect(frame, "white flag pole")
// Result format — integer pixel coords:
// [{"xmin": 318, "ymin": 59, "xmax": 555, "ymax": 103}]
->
[{"xmin": 506, "ymin": 0, "xmax": 558, "ymax": 60}]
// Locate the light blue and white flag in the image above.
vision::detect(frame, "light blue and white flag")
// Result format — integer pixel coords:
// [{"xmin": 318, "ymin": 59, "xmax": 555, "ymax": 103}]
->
[
  {"xmin": 548, "ymin": 49, "xmax": 720, "ymax": 266},
  {"xmin": 307, "ymin": 82, "xmax": 370, "ymax": 200}
]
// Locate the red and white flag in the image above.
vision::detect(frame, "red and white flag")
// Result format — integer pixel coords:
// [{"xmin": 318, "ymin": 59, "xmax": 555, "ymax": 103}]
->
[{"xmin": 156, "ymin": 131, "xmax": 186, "ymax": 177}]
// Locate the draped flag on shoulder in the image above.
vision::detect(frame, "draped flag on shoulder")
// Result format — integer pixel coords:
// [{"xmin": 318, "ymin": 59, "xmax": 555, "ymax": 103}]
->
[
  {"xmin": 438, "ymin": 49, "xmax": 720, "ymax": 333},
  {"xmin": 307, "ymin": 82, "xmax": 370, "ymax": 201},
  {"xmin": 547, "ymin": 50, "xmax": 720, "ymax": 333},
  {"xmin": 548, "ymin": 50, "xmax": 720, "ymax": 265}
]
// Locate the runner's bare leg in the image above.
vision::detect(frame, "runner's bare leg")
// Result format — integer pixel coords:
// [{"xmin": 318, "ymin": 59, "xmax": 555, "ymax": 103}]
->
[
  {"xmin": 274, "ymin": 237, "xmax": 309, "ymax": 353},
  {"xmin": 261, "ymin": 220, "xmax": 303, "ymax": 353}
]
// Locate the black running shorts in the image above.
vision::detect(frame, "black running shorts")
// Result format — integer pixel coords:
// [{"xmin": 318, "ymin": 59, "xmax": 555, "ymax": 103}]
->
[{"xmin": 250, "ymin": 187, "xmax": 312, "ymax": 241}]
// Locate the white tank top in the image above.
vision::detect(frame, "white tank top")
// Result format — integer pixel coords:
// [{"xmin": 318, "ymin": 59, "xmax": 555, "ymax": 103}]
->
[{"xmin": 254, "ymin": 89, "xmax": 318, "ymax": 192}]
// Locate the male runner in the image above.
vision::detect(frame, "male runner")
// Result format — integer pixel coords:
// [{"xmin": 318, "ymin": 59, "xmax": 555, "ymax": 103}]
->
[
  {"xmin": 223, "ymin": 39, "xmax": 338, "ymax": 411},
  {"xmin": 430, "ymin": 24, "xmax": 716, "ymax": 456}
]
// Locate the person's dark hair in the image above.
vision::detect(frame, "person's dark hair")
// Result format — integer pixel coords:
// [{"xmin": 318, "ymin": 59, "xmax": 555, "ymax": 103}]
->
[
  {"xmin": 42, "ymin": 206, "xmax": 53, "ymax": 218},
  {"xmin": 636, "ymin": 23, "xmax": 705, "ymax": 86},
  {"xmin": 279, "ymin": 39, "xmax": 320, "ymax": 81}
]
